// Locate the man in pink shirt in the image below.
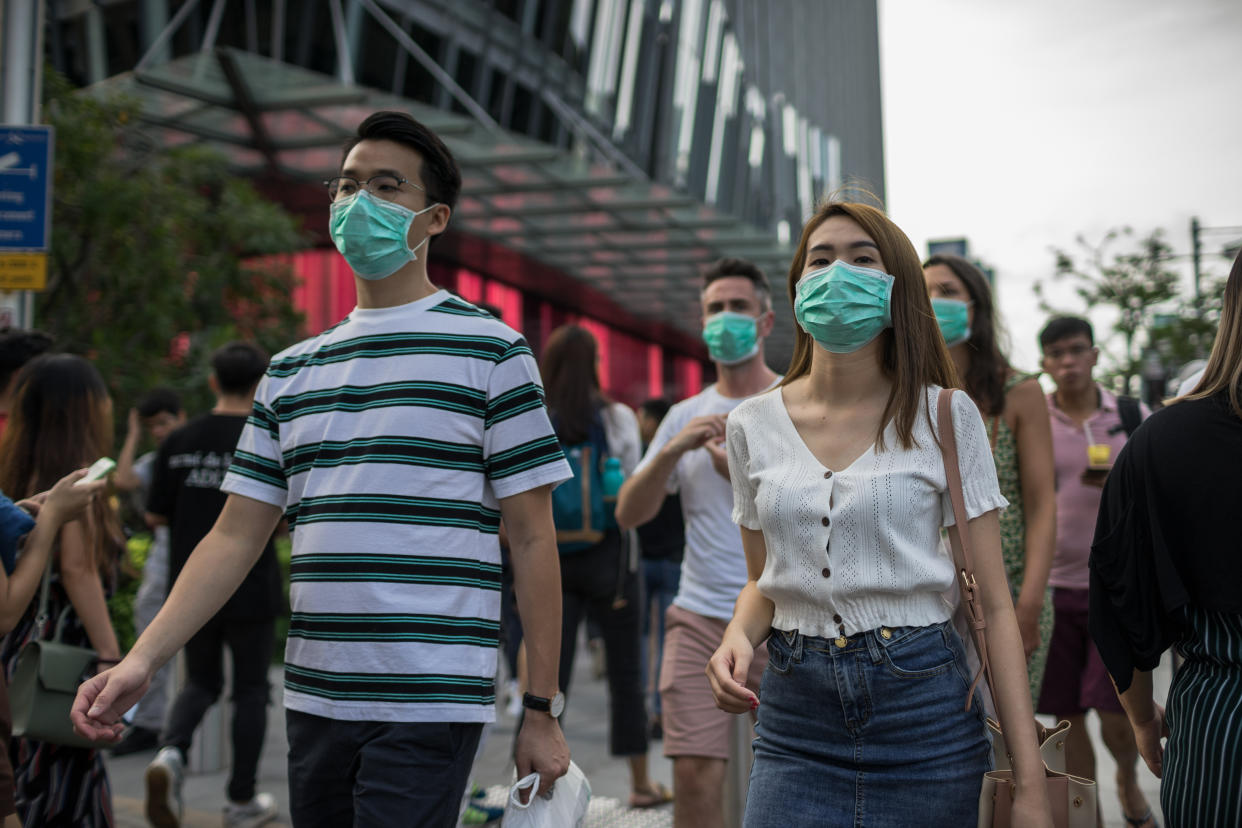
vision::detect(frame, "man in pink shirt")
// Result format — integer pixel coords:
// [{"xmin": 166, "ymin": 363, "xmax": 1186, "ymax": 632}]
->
[{"xmin": 1037, "ymin": 316, "xmax": 1155, "ymax": 828}]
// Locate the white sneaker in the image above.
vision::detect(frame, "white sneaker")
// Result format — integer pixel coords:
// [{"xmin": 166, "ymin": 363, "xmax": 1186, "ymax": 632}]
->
[
  {"xmin": 223, "ymin": 792, "xmax": 278, "ymax": 828},
  {"xmin": 504, "ymin": 679, "xmax": 523, "ymax": 718},
  {"xmin": 145, "ymin": 746, "xmax": 185, "ymax": 828}
]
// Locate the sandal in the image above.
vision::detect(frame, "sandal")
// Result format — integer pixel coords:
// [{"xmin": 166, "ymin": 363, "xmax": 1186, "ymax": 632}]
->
[
  {"xmin": 1123, "ymin": 809, "xmax": 1158, "ymax": 828},
  {"xmin": 629, "ymin": 782, "xmax": 674, "ymax": 809}
]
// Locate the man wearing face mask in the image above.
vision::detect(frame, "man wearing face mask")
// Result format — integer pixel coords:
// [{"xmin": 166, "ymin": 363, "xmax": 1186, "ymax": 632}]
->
[
  {"xmin": 616, "ymin": 258, "xmax": 780, "ymax": 828},
  {"xmin": 72, "ymin": 111, "xmax": 573, "ymax": 827}
]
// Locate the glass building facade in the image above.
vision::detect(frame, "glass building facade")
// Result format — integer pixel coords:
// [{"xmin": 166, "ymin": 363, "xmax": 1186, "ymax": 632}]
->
[{"xmin": 45, "ymin": 0, "xmax": 884, "ymax": 403}]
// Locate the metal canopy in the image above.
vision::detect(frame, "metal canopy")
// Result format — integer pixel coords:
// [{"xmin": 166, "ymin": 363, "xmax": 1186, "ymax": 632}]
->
[{"xmin": 89, "ymin": 48, "xmax": 798, "ymax": 360}]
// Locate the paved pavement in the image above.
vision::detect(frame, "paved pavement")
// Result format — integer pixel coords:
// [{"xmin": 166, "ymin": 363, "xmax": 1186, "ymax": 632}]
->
[{"xmin": 103, "ymin": 636, "xmax": 1171, "ymax": 827}]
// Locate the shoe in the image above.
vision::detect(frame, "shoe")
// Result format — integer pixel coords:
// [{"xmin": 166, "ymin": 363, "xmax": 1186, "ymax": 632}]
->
[
  {"xmin": 460, "ymin": 802, "xmax": 504, "ymax": 825},
  {"xmin": 110, "ymin": 724, "xmax": 160, "ymax": 756},
  {"xmin": 504, "ymin": 679, "xmax": 523, "ymax": 718},
  {"xmin": 145, "ymin": 746, "xmax": 184, "ymax": 828},
  {"xmin": 589, "ymin": 637, "xmax": 606, "ymax": 680},
  {"xmin": 628, "ymin": 781, "xmax": 674, "ymax": 809},
  {"xmin": 223, "ymin": 792, "xmax": 278, "ymax": 828}
]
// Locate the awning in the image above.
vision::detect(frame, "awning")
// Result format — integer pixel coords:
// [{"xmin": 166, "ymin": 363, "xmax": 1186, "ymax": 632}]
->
[{"xmin": 89, "ymin": 47, "xmax": 798, "ymax": 363}]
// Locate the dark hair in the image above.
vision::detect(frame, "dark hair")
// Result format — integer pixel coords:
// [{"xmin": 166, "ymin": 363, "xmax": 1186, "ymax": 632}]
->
[
  {"xmin": 0, "ymin": 354, "xmax": 121, "ymax": 568},
  {"xmin": 924, "ymin": 254, "xmax": 1010, "ymax": 417},
  {"xmin": 638, "ymin": 397, "xmax": 671, "ymax": 423},
  {"xmin": 0, "ymin": 328, "xmax": 53, "ymax": 391},
  {"xmin": 212, "ymin": 341, "xmax": 270, "ymax": 395},
  {"xmin": 136, "ymin": 387, "xmax": 182, "ymax": 419},
  {"xmin": 540, "ymin": 325, "xmax": 607, "ymax": 444},
  {"xmin": 342, "ymin": 111, "xmax": 462, "ymax": 212},
  {"xmin": 702, "ymin": 257, "xmax": 771, "ymax": 309},
  {"xmin": 1039, "ymin": 316, "xmax": 1094, "ymax": 350},
  {"xmin": 782, "ymin": 201, "xmax": 958, "ymax": 450}
]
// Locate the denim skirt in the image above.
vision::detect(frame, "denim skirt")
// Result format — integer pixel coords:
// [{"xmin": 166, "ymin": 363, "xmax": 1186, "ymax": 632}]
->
[{"xmin": 744, "ymin": 621, "xmax": 991, "ymax": 828}]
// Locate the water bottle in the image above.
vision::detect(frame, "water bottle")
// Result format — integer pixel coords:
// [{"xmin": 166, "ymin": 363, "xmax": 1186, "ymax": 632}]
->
[{"xmin": 601, "ymin": 456, "xmax": 625, "ymax": 501}]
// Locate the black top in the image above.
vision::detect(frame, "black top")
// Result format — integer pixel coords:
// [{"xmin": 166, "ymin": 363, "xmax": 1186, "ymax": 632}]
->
[
  {"xmin": 636, "ymin": 493, "xmax": 685, "ymax": 562},
  {"xmin": 1089, "ymin": 391, "xmax": 1242, "ymax": 691},
  {"xmin": 147, "ymin": 413, "xmax": 283, "ymax": 619}
]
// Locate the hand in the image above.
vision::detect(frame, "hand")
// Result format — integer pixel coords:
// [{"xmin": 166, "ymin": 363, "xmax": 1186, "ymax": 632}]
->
[
  {"xmin": 704, "ymin": 437, "xmax": 730, "ymax": 482},
  {"xmin": 664, "ymin": 414, "xmax": 727, "ymax": 456},
  {"xmin": 1015, "ymin": 602, "xmax": 1041, "ymax": 661},
  {"xmin": 40, "ymin": 469, "xmax": 104, "ymax": 525},
  {"xmin": 70, "ymin": 656, "xmax": 154, "ymax": 743},
  {"xmin": 1131, "ymin": 705, "xmax": 1169, "ymax": 778},
  {"xmin": 706, "ymin": 627, "xmax": 757, "ymax": 714},
  {"xmin": 1079, "ymin": 467, "xmax": 1109, "ymax": 488},
  {"xmin": 514, "ymin": 712, "xmax": 570, "ymax": 799},
  {"xmin": 1009, "ymin": 786, "xmax": 1055, "ymax": 828}
]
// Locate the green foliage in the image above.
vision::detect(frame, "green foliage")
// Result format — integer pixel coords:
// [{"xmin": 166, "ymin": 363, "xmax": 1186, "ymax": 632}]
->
[
  {"xmin": 1034, "ymin": 228, "xmax": 1185, "ymax": 394},
  {"xmin": 37, "ymin": 70, "xmax": 307, "ymax": 418}
]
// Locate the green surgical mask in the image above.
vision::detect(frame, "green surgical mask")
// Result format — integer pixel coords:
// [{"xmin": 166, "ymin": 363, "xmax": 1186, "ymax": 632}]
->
[
  {"xmin": 794, "ymin": 261, "xmax": 895, "ymax": 353},
  {"xmin": 329, "ymin": 190, "xmax": 440, "ymax": 280},
  {"xmin": 931, "ymin": 297, "xmax": 972, "ymax": 347},
  {"xmin": 702, "ymin": 311, "xmax": 760, "ymax": 365}
]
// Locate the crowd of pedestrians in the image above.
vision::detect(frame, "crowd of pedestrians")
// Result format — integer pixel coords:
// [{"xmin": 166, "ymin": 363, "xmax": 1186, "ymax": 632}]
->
[{"xmin": 0, "ymin": 107, "xmax": 1228, "ymax": 828}]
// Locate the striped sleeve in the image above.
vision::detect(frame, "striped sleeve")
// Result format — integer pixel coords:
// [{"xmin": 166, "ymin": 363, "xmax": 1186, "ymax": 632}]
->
[
  {"xmin": 221, "ymin": 374, "xmax": 289, "ymax": 508},
  {"xmin": 483, "ymin": 340, "xmax": 570, "ymax": 499}
]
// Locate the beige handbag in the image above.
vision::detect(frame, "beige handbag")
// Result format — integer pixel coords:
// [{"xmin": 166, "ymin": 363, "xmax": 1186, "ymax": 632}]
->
[
  {"xmin": 989, "ymin": 717, "xmax": 1070, "ymax": 774},
  {"xmin": 935, "ymin": 390, "xmax": 1096, "ymax": 828}
]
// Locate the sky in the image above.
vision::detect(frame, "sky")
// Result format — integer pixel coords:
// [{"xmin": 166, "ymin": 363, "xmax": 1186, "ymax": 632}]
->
[{"xmin": 877, "ymin": 0, "xmax": 1242, "ymax": 370}]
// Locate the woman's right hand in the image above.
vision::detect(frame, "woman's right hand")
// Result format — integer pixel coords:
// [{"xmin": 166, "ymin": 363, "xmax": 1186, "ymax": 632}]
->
[
  {"xmin": 40, "ymin": 469, "xmax": 105, "ymax": 525},
  {"xmin": 706, "ymin": 627, "xmax": 758, "ymax": 714}
]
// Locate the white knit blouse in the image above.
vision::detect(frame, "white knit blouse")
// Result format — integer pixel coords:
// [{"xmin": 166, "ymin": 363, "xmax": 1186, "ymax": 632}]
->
[{"xmin": 727, "ymin": 385, "xmax": 1007, "ymax": 639}]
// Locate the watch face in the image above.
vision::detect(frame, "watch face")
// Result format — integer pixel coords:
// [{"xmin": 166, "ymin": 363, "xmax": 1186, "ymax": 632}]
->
[{"xmin": 549, "ymin": 692, "xmax": 565, "ymax": 718}]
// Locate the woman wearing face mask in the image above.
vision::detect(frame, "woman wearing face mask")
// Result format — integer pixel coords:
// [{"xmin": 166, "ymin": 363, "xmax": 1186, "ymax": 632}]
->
[
  {"xmin": 706, "ymin": 201, "xmax": 1053, "ymax": 827},
  {"xmin": 924, "ymin": 254, "xmax": 1056, "ymax": 703}
]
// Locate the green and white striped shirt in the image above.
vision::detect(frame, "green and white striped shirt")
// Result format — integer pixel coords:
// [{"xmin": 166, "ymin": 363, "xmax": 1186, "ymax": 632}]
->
[{"xmin": 222, "ymin": 290, "xmax": 570, "ymax": 722}]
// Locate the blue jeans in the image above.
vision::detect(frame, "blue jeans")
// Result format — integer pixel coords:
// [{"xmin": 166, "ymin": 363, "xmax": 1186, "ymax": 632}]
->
[
  {"xmin": 640, "ymin": 558, "xmax": 681, "ymax": 717},
  {"xmin": 744, "ymin": 621, "xmax": 991, "ymax": 828}
]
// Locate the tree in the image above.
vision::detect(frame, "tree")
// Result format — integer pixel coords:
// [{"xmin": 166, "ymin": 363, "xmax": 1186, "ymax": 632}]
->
[
  {"xmin": 37, "ymin": 70, "xmax": 306, "ymax": 416},
  {"xmin": 1034, "ymin": 228, "xmax": 1180, "ymax": 395}
]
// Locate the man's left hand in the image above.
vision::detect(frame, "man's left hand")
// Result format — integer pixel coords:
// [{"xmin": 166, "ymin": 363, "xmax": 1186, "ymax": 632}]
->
[{"xmin": 514, "ymin": 711, "xmax": 570, "ymax": 799}]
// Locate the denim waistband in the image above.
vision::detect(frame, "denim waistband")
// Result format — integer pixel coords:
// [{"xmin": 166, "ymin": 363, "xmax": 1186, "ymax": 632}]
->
[{"xmin": 771, "ymin": 620, "xmax": 954, "ymax": 663}]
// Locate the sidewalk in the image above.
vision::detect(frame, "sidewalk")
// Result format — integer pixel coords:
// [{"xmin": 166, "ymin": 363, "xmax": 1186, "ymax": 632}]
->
[{"xmin": 103, "ymin": 641, "xmax": 1170, "ymax": 827}]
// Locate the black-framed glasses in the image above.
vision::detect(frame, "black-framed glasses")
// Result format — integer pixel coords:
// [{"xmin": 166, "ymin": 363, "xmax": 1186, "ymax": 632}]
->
[{"xmin": 323, "ymin": 174, "xmax": 425, "ymax": 202}]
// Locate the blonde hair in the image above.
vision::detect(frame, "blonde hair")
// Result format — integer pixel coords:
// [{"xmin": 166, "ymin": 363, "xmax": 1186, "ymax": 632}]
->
[
  {"xmin": 1175, "ymin": 249, "xmax": 1242, "ymax": 417},
  {"xmin": 781, "ymin": 201, "xmax": 959, "ymax": 449}
]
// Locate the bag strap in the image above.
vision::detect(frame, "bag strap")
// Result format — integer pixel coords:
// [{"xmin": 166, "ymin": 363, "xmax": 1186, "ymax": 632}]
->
[
  {"xmin": 936, "ymin": 389, "xmax": 999, "ymax": 713},
  {"xmin": 34, "ymin": 553, "xmax": 53, "ymax": 629}
]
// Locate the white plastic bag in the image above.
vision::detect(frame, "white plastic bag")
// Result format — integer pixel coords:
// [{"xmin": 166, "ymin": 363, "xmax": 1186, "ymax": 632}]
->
[{"xmin": 502, "ymin": 760, "xmax": 590, "ymax": 828}]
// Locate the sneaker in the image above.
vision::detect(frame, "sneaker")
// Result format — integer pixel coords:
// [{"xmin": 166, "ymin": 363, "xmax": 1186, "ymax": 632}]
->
[
  {"xmin": 504, "ymin": 679, "xmax": 523, "ymax": 718},
  {"xmin": 460, "ymin": 802, "xmax": 504, "ymax": 826},
  {"xmin": 223, "ymin": 792, "xmax": 278, "ymax": 828},
  {"xmin": 110, "ymin": 724, "xmax": 160, "ymax": 756},
  {"xmin": 145, "ymin": 746, "xmax": 184, "ymax": 828}
]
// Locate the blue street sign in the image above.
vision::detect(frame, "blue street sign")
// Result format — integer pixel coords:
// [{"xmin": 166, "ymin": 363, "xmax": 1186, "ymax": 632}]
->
[{"xmin": 0, "ymin": 125, "xmax": 54, "ymax": 251}]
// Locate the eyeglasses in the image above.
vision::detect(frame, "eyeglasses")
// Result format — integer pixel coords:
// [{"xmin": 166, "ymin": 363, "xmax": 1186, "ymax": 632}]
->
[
  {"xmin": 1043, "ymin": 343, "xmax": 1093, "ymax": 361},
  {"xmin": 322, "ymin": 174, "xmax": 424, "ymax": 202}
]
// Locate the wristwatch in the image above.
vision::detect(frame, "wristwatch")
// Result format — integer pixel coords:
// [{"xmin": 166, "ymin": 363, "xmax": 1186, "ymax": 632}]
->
[{"xmin": 522, "ymin": 691, "xmax": 565, "ymax": 718}]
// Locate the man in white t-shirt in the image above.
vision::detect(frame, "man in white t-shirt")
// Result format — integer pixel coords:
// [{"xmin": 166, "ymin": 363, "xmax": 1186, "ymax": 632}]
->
[{"xmin": 617, "ymin": 258, "xmax": 780, "ymax": 828}]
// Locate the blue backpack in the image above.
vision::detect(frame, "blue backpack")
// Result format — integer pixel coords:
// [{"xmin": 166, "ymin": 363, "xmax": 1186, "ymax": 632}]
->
[{"xmin": 552, "ymin": 413, "xmax": 615, "ymax": 554}]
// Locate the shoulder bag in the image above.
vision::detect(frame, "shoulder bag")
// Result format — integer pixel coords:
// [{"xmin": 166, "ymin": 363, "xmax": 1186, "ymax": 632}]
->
[
  {"xmin": 9, "ymin": 556, "xmax": 110, "ymax": 749},
  {"xmin": 935, "ymin": 389, "xmax": 1096, "ymax": 828}
]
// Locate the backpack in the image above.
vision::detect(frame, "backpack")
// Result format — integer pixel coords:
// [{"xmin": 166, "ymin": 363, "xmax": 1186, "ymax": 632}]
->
[
  {"xmin": 551, "ymin": 412, "xmax": 616, "ymax": 554},
  {"xmin": 1116, "ymin": 395, "xmax": 1142, "ymax": 438}
]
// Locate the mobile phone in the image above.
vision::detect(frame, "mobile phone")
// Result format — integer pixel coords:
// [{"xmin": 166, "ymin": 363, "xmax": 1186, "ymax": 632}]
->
[{"xmin": 75, "ymin": 457, "xmax": 116, "ymax": 486}]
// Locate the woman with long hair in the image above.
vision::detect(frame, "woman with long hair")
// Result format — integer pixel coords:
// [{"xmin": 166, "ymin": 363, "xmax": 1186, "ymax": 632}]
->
[
  {"xmin": 1089, "ymin": 248, "xmax": 1242, "ymax": 827},
  {"xmin": 923, "ymin": 254, "xmax": 1056, "ymax": 701},
  {"xmin": 706, "ymin": 202, "xmax": 1052, "ymax": 826},
  {"xmin": 540, "ymin": 324, "xmax": 669, "ymax": 808},
  {"xmin": 0, "ymin": 354, "xmax": 122, "ymax": 827}
]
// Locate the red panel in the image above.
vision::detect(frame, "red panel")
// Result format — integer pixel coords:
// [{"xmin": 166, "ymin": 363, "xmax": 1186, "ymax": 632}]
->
[
  {"xmin": 485, "ymin": 281, "xmax": 523, "ymax": 330},
  {"xmin": 456, "ymin": 269, "xmax": 483, "ymax": 303},
  {"xmin": 648, "ymin": 344, "xmax": 663, "ymax": 399}
]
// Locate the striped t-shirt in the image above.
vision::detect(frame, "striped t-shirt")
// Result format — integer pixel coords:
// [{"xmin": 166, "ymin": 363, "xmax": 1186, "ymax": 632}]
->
[{"xmin": 220, "ymin": 290, "xmax": 570, "ymax": 723}]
